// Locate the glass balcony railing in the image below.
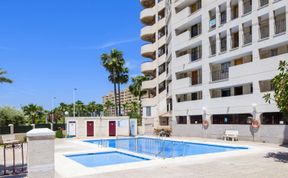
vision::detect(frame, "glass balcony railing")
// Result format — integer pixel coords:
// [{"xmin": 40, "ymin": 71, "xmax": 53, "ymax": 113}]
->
[
  {"xmin": 209, "ymin": 18, "xmax": 216, "ymax": 29},
  {"xmin": 275, "ymin": 19, "xmax": 286, "ymax": 35}
]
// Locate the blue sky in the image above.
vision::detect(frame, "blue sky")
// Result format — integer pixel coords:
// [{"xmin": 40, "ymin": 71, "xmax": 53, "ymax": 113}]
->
[{"xmin": 0, "ymin": 0, "xmax": 145, "ymax": 109}]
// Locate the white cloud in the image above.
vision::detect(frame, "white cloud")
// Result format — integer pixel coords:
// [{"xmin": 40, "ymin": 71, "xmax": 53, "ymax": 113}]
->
[{"xmin": 95, "ymin": 38, "xmax": 139, "ymax": 50}]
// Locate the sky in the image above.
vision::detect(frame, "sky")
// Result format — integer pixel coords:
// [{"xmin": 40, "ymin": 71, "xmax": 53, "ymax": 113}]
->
[{"xmin": 0, "ymin": 0, "xmax": 146, "ymax": 110}]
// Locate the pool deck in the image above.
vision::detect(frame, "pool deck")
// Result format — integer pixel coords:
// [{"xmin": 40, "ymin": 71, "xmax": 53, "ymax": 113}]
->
[
  {"xmin": 0, "ymin": 136, "xmax": 287, "ymax": 178},
  {"xmin": 54, "ymin": 136, "xmax": 288, "ymax": 178}
]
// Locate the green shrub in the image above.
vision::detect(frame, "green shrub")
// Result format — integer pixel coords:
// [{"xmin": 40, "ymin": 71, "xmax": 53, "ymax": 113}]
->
[{"xmin": 55, "ymin": 129, "xmax": 64, "ymax": 138}]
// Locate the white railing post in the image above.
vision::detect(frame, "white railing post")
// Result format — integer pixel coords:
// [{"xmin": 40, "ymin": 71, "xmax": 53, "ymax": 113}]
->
[{"xmin": 8, "ymin": 124, "xmax": 14, "ymax": 134}]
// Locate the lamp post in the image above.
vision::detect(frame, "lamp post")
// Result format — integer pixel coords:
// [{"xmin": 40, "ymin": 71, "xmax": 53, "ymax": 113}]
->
[
  {"xmin": 52, "ymin": 97, "xmax": 56, "ymax": 123},
  {"xmin": 73, "ymin": 88, "xmax": 77, "ymax": 118}
]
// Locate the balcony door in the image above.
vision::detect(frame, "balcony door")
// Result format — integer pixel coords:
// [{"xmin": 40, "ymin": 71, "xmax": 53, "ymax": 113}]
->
[{"xmin": 192, "ymin": 71, "xmax": 199, "ymax": 85}]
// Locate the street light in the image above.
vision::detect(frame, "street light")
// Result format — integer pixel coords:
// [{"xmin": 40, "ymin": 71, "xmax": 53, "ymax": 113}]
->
[
  {"xmin": 52, "ymin": 97, "xmax": 56, "ymax": 123},
  {"xmin": 73, "ymin": 88, "xmax": 77, "ymax": 118}
]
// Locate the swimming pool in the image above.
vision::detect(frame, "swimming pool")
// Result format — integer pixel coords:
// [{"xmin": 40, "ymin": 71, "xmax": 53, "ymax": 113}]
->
[
  {"xmin": 66, "ymin": 151, "xmax": 149, "ymax": 167},
  {"xmin": 84, "ymin": 137, "xmax": 248, "ymax": 158}
]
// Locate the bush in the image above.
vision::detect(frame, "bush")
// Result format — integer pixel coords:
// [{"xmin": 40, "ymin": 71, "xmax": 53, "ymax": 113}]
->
[
  {"xmin": 55, "ymin": 128, "xmax": 64, "ymax": 138},
  {"xmin": 0, "ymin": 106, "xmax": 26, "ymax": 126}
]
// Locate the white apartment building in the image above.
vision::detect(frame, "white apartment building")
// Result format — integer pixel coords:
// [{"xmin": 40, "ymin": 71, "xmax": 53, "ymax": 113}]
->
[{"xmin": 140, "ymin": 0, "xmax": 288, "ymax": 143}]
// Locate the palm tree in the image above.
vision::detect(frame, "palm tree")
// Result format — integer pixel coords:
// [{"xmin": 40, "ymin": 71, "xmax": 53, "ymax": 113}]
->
[
  {"xmin": 95, "ymin": 103, "xmax": 104, "ymax": 116},
  {"xmin": 100, "ymin": 49, "xmax": 128, "ymax": 116},
  {"xmin": 75, "ymin": 100, "xmax": 86, "ymax": 116},
  {"xmin": 104, "ymin": 100, "xmax": 114, "ymax": 116},
  {"xmin": 0, "ymin": 69, "xmax": 13, "ymax": 84},
  {"xmin": 116, "ymin": 66, "xmax": 129, "ymax": 116},
  {"xmin": 122, "ymin": 102, "xmax": 130, "ymax": 116},
  {"xmin": 87, "ymin": 101, "xmax": 99, "ymax": 116},
  {"xmin": 129, "ymin": 76, "xmax": 149, "ymax": 123},
  {"xmin": 22, "ymin": 104, "xmax": 45, "ymax": 124}
]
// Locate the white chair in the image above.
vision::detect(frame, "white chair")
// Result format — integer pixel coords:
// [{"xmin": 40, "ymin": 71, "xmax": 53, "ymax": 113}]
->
[{"xmin": 223, "ymin": 130, "xmax": 239, "ymax": 141}]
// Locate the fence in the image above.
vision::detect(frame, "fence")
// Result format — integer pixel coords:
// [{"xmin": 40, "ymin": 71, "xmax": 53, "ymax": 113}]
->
[{"xmin": 0, "ymin": 124, "xmax": 66, "ymax": 135}]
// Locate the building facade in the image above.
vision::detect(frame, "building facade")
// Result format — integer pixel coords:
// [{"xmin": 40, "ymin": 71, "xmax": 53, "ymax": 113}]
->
[
  {"xmin": 140, "ymin": 0, "xmax": 288, "ymax": 143},
  {"xmin": 102, "ymin": 87, "xmax": 139, "ymax": 116}
]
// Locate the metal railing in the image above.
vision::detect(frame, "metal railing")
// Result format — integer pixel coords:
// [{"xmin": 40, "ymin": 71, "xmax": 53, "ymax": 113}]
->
[
  {"xmin": 260, "ymin": 0, "xmax": 269, "ymax": 7},
  {"xmin": 260, "ymin": 26, "xmax": 269, "ymax": 39},
  {"xmin": 243, "ymin": 34, "xmax": 252, "ymax": 45},
  {"xmin": 211, "ymin": 70, "xmax": 229, "ymax": 81},
  {"xmin": 275, "ymin": 19, "xmax": 286, "ymax": 35}
]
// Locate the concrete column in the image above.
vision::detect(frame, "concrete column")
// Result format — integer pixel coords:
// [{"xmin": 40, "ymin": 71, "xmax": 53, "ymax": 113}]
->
[
  {"xmin": 216, "ymin": 5, "xmax": 220, "ymax": 27},
  {"xmin": 239, "ymin": 0, "xmax": 243, "ymax": 17},
  {"xmin": 269, "ymin": 11, "xmax": 275, "ymax": 37},
  {"xmin": 27, "ymin": 128, "xmax": 55, "ymax": 178},
  {"xmin": 252, "ymin": 19, "xmax": 259, "ymax": 43},
  {"xmin": 239, "ymin": 24, "xmax": 244, "ymax": 47},
  {"xmin": 31, "ymin": 124, "xmax": 35, "ymax": 129},
  {"xmin": 227, "ymin": 30, "xmax": 231, "ymax": 51},
  {"xmin": 216, "ymin": 34, "xmax": 221, "ymax": 54},
  {"xmin": 50, "ymin": 123, "xmax": 53, "ymax": 130},
  {"xmin": 227, "ymin": 2, "xmax": 231, "ymax": 22},
  {"xmin": 8, "ymin": 124, "xmax": 14, "ymax": 134}
]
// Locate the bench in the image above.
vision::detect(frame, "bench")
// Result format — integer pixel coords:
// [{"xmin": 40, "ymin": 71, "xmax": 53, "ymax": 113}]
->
[{"xmin": 223, "ymin": 130, "xmax": 239, "ymax": 141}]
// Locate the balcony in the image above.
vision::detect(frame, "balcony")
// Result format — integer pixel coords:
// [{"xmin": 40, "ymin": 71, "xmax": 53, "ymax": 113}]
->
[
  {"xmin": 140, "ymin": 0, "xmax": 155, "ymax": 8},
  {"xmin": 211, "ymin": 70, "xmax": 229, "ymax": 82},
  {"xmin": 209, "ymin": 18, "xmax": 216, "ymax": 30},
  {"xmin": 141, "ymin": 43, "xmax": 156, "ymax": 59},
  {"xmin": 141, "ymin": 61, "xmax": 157, "ymax": 73},
  {"xmin": 243, "ymin": 34, "xmax": 252, "ymax": 45},
  {"xmin": 141, "ymin": 25, "xmax": 156, "ymax": 42},
  {"xmin": 259, "ymin": 0, "xmax": 269, "ymax": 8},
  {"xmin": 210, "ymin": 43, "xmax": 216, "ymax": 56},
  {"xmin": 174, "ymin": 77, "xmax": 192, "ymax": 90},
  {"xmin": 142, "ymin": 78, "xmax": 157, "ymax": 90},
  {"xmin": 260, "ymin": 26, "xmax": 269, "ymax": 39},
  {"xmin": 275, "ymin": 17, "xmax": 286, "ymax": 35},
  {"xmin": 140, "ymin": 7, "xmax": 156, "ymax": 25},
  {"xmin": 243, "ymin": 0, "xmax": 252, "ymax": 15}
]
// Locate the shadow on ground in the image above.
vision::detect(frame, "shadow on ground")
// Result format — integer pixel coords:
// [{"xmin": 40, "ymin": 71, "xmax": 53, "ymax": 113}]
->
[
  {"xmin": 0, "ymin": 164, "xmax": 27, "ymax": 178},
  {"xmin": 265, "ymin": 151, "xmax": 288, "ymax": 163}
]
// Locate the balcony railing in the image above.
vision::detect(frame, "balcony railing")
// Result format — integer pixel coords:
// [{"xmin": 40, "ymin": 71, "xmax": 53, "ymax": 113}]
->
[
  {"xmin": 209, "ymin": 18, "xmax": 216, "ymax": 30},
  {"xmin": 260, "ymin": 0, "xmax": 269, "ymax": 7},
  {"xmin": 211, "ymin": 70, "xmax": 229, "ymax": 81},
  {"xmin": 243, "ymin": 34, "xmax": 252, "ymax": 45},
  {"xmin": 210, "ymin": 44, "xmax": 216, "ymax": 55},
  {"xmin": 243, "ymin": 3, "xmax": 252, "ymax": 15},
  {"xmin": 275, "ymin": 19, "xmax": 286, "ymax": 35},
  {"xmin": 260, "ymin": 26, "xmax": 269, "ymax": 39}
]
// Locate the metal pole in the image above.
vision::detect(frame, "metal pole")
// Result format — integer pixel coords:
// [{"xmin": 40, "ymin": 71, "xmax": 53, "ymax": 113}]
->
[
  {"xmin": 73, "ymin": 88, "xmax": 77, "ymax": 118},
  {"xmin": 13, "ymin": 144, "xmax": 15, "ymax": 174},
  {"xmin": 4, "ymin": 144, "xmax": 6, "ymax": 175},
  {"xmin": 52, "ymin": 97, "xmax": 56, "ymax": 123},
  {"xmin": 21, "ymin": 143, "xmax": 24, "ymax": 172}
]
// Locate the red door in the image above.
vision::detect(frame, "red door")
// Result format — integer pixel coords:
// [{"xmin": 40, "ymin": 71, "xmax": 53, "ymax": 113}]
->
[
  {"xmin": 87, "ymin": 121, "xmax": 94, "ymax": 137},
  {"xmin": 109, "ymin": 121, "xmax": 116, "ymax": 136}
]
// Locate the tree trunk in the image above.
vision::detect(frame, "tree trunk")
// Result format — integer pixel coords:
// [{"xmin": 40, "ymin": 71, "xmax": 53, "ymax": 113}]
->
[
  {"xmin": 139, "ymin": 96, "xmax": 142, "ymax": 126},
  {"xmin": 113, "ymin": 82, "xmax": 118, "ymax": 116},
  {"xmin": 117, "ymin": 81, "xmax": 121, "ymax": 116}
]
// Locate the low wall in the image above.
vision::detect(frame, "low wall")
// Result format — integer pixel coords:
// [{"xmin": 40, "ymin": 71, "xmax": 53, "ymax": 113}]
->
[{"xmin": 172, "ymin": 124, "xmax": 288, "ymax": 144}]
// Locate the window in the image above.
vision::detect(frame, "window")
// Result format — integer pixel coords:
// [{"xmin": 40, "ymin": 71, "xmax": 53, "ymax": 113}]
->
[
  {"xmin": 261, "ymin": 112, "xmax": 287, "ymax": 125},
  {"xmin": 234, "ymin": 86, "xmax": 243, "ymax": 96},
  {"xmin": 221, "ymin": 88, "xmax": 231, "ymax": 97},
  {"xmin": 259, "ymin": 80, "xmax": 274, "ymax": 92},
  {"xmin": 190, "ymin": 115, "xmax": 202, "ymax": 124},
  {"xmin": 177, "ymin": 116, "xmax": 187, "ymax": 124},
  {"xmin": 212, "ymin": 114, "xmax": 252, "ymax": 124},
  {"xmin": 191, "ymin": 23, "xmax": 201, "ymax": 38},
  {"xmin": 191, "ymin": 46, "xmax": 202, "ymax": 61},
  {"xmin": 146, "ymin": 106, "xmax": 151, "ymax": 117}
]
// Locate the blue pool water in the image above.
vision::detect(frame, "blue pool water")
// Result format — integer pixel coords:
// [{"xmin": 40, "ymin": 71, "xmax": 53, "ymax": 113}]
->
[
  {"xmin": 84, "ymin": 137, "xmax": 248, "ymax": 158},
  {"xmin": 66, "ymin": 151, "xmax": 149, "ymax": 167}
]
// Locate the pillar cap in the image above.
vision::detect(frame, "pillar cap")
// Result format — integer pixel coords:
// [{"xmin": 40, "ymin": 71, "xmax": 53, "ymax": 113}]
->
[{"xmin": 27, "ymin": 128, "xmax": 54, "ymax": 137}]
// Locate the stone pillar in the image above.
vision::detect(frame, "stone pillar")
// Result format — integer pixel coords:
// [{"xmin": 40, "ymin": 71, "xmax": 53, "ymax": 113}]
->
[
  {"xmin": 26, "ymin": 128, "xmax": 55, "ymax": 178},
  {"xmin": 239, "ymin": 0, "xmax": 243, "ymax": 17},
  {"xmin": 50, "ymin": 123, "xmax": 53, "ymax": 130},
  {"xmin": 8, "ymin": 124, "xmax": 14, "ymax": 134}
]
